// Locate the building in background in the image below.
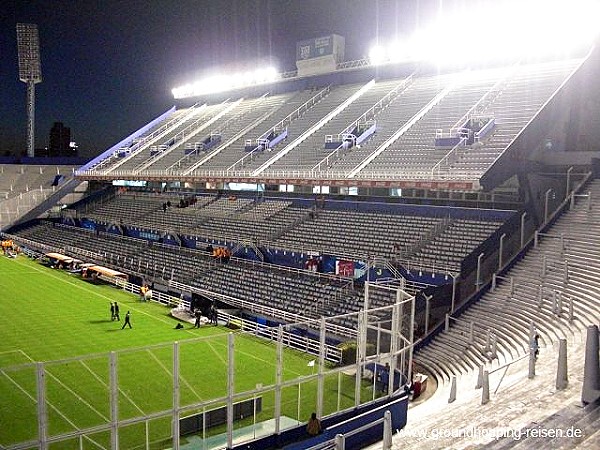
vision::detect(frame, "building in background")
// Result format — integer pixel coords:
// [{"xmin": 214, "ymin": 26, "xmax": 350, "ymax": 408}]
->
[{"xmin": 36, "ymin": 121, "xmax": 78, "ymax": 157}]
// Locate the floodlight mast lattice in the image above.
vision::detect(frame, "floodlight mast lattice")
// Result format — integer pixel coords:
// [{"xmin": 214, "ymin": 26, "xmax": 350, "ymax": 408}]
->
[{"xmin": 16, "ymin": 23, "xmax": 42, "ymax": 158}]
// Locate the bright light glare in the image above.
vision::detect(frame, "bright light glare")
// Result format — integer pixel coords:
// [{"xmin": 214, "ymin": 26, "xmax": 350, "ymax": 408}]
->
[
  {"xmin": 368, "ymin": 45, "xmax": 386, "ymax": 65},
  {"xmin": 368, "ymin": 0, "xmax": 598, "ymax": 67},
  {"xmin": 172, "ymin": 66, "xmax": 279, "ymax": 99}
]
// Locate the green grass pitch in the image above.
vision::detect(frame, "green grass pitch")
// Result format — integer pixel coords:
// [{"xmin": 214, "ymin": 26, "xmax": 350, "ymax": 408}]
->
[{"xmin": 0, "ymin": 255, "xmax": 370, "ymax": 449}]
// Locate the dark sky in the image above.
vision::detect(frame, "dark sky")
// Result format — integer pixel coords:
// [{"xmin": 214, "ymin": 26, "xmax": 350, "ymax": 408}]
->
[{"xmin": 1, "ymin": 0, "xmax": 446, "ymax": 158}]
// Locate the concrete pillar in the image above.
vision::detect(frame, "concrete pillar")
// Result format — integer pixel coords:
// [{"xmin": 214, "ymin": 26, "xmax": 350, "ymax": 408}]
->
[
  {"xmin": 469, "ymin": 322, "xmax": 474, "ymax": 345},
  {"xmin": 528, "ymin": 349, "xmax": 536, "ymax": 379},
  {"xmin": 582, "ymin": 325, "xmax": 600, "ymax": 404},
  {"xmin": 556, "ymin": 339, "xmax": 568, "ymax": 390},
  {"xmin": 481, "ymin": 370, "xmax": 490, "ymax": 405},
  {"xmin": 568, "ymin": 296, "xmax": 574, "ymax": 323},
  {"xmin": 383, "ymin": 410, "xmax": 392, "ymax": 450},
  {"xmin": 448, "ymin": 376, "xmax": 457, "ymax": 403},
  {"xmin": 476, "ymin": 365, "xmax": 483, "ymax": 389},
  {"xmin": 335, "ymin": 433, "xmax": 345, "ymax": 450}
]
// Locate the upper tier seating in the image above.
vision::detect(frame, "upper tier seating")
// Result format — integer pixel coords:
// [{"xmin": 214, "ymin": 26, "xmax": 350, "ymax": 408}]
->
[{"xmin": 78, "ymin": 58, "xmax": 583, "ymax": 186}]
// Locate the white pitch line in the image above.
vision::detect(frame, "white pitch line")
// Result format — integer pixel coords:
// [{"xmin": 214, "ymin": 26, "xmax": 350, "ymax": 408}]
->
[
  {"xmin": 10, "ymin": 350, "xmax": 108, "ymax": 448},
  {"xmin": 78, "ymin": 359, "xmax": 146, "ymax": 416},
  {"xmin": 0, "ymin": 349, "xmax": 23, "ymax": 355},
  {"xmin": 0, "ymin": 368, "xmax": 105, "ymax": 448},
  {"xmin": 13, "ymin": 258, "xmax": 184, "ymax": 328},
  {"xmin": 14, "ymin": 259, "xmax": 306, "ymax": 377},
  {"xmin": 145, "ymin": 348, "xmax": 204, "ymax": 402},
  {"xmin": 43, "ymin": 368, "xmax": 110, "ymax": 422}
]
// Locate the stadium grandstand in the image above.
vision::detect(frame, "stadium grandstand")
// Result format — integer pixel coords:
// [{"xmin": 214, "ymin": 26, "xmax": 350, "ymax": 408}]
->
[{"xmin": 2, "ymin": 1, "xmax": 600, "ymax": 449}]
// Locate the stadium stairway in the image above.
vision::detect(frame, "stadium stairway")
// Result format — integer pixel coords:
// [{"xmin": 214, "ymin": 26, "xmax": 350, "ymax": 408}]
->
[
  {"xmin": 413, "ymin": 179, "xmax": 600, "ymax": 387},
  {"xmin": 479, "ymin": 398, "xmax": 600, "ymax": 449},
  {"xmin": 379, "ymin": 334, "xmax": 595, "ymax": 449}
]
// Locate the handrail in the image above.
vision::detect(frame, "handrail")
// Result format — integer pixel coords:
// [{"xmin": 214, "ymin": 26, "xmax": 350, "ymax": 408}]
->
[
  {"xmin": 184, "ymin": 95, "xmax": 281, "ymax": 173},
  {"xmin": 430, "ymin": 137, "xmax": 467, "ymax": 177},
  {"xmin": 146, "ymin": 98, "xmax": 243, "ymax": 172},
  {"xmin": 347, "ymin": 82, "xmax": 455, "ymax": 178},
  {"xmin": 259, "ymin": 86, "xmax": 332, "ymax": 142},
  {"xmin": 252, "ymin": 80, "xmax": 376, "ymax": 176},
  {"xmin": 105, "ymin": 103, "xmax": 203, "ymax": 173},
  {"xmin": 333, "ymin": 72, "xmax": 415, "ymax": 142},
  {"xmin": 229, "ymin": 87, "xmax": 332, "ymax": 172},
  {"xmin": 449, "ymin": 64, "xmax": 518, "ymax": 134},
  {"xmin": 103, "ymin": 276, "xmax": 344, "ymax": 362},
  {"xmin": 132, "ymin": 101, "xmax": 241, "ymax": 173}
]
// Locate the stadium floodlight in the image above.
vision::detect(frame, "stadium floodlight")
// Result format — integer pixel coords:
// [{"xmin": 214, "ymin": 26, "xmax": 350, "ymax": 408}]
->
[
  {"xmin": 368, "ymin": 0, "xmax": 598, "ymax": 68},
  {"xmin": 368, "ymin": 45, "xmax": 387, "ymax": 65},
  {"xmin": 172, "ymin": 65, "xmax": 279, "ymax": 99},
  {"xmin": 16, "ymin": 23, "xmax": 42, "ymax": 158}
]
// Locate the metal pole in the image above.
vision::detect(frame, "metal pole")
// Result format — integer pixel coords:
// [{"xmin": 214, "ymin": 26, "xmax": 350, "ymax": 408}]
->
[
  {"xmin": 498, "ymin": 233, "xmax": 506, "ymax": 270},
  {"xmin": 544, "ymin": 188, "xmax": 552, "ymax": 224},
  {"xmin": 226, "ymin": 333, "xmax": 235, "ymax": 449},
  {"xmin": 425, "ymin": 294, "xmax": 431, "ymax": 334},
  {"xmin": 26, "ymin": 81, "xmax": 36, "ymax": 157},
  {"xmin": 36, "ymin": 362, "xmax": 48, "ymax": 450},
  {"xmin": 274, "ymin": 326, "xmax": 283, "ymax": 434},
  {"xmin": 110, "ymin": 352, "xmax": 119, "ymax": 450},
  {"xmin": 476, "ymin": 253, "xmax": 484, "ymax": 290},
  {"xmin": 451, "ymin": 275, "xmax": 457, "ymax": 313},
  {"xmin": 566, "ymin": 166, "xmax": 573, "ymax": 200},
  {"xmin": 520, "ymin": 212, "xmax": 527, "ymax": 248},
  {"xmin": 317, "ymin": 317, "xmax": 326, "ymax": 418},
  {"xmin": 388, "ymin": 303, "xmax": 400, "ymax": 396},
  {"xmin": 364, "ymin": 260, "xmax": 370, "ymax": 311},
  {"xmin": 354, "ymin": 310, "xmax": 366, "ymax": 407},
  {"xmin": 408, "ymin": 291, "xmax": 416, "ymax": 385},
  {"xmin": 171, "ymin": 342, "xmax": 181, "ymax": 450}
]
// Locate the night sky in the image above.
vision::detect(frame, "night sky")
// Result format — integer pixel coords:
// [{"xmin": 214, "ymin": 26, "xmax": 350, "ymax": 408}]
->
[{"xmin": 1, "ymin": 0, "xmax": 447, "ymax": 158}]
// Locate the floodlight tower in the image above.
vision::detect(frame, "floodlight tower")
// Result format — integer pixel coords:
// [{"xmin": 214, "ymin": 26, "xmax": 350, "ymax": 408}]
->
[{"xmin": 16, "ymin": 23, "xmax": 42, "ymax": 158}]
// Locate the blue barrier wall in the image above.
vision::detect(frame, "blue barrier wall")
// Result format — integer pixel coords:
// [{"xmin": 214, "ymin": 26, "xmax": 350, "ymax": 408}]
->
[{"xmin": 231, "ymin": 394, "xmax": 408, "ymax": 450}]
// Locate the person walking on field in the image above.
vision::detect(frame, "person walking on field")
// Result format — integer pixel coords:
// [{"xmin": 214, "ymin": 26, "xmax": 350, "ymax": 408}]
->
[
  {"xmin": 114, "ymin": 302, "xmax": 120, "ymax": 321},
  {"xmin": 110, "ymin": 302, "xmax": 115, "ymax": 321},
  {"xmin": 121, "ymin": 311, "xmax": 132, "ymax": 329}
]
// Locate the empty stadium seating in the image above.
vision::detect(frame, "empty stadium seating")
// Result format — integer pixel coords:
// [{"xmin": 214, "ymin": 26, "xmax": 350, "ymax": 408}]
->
[
  {"xmin": 413, "ymin": 179, "xmax": 600, "ymax": 384},
  {"xmin": 76, "ymin": 57, "xmax": 583, "ymax": 188}
]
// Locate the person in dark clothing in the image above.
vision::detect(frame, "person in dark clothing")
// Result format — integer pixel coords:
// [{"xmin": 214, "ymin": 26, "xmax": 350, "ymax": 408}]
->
[
  {"xmin": 114, "ymin": 302, "xmax": 120, "ymax": 321},
  {"xmin": 110, "ymin": 302, "xmax": 115, "ymax": 321},
  {"xmin": 209, "ymin": 303, "xmax": 218, "ymax": 325},
  {"xmin": 121, "ymin": 311, "xmax": 132, "ymax": 329},
  {"xmin": 306, "ymin": 412, "xmax": 321, "ymax": 436},
  {"xmin": 531, "ymin": 333, "xmax": 540, "ymax": 359},
  {"xmin": 194, "ymin": 310, "xmax": 202, "ymax": 328}
]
